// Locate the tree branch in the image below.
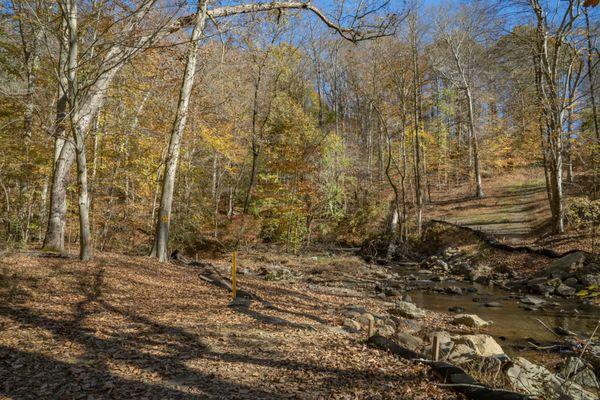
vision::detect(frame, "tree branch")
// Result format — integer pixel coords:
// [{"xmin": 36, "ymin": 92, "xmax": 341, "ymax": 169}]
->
[{"xmin": 170, "ymin": 1, "xmax": 398, "ymax": 42}]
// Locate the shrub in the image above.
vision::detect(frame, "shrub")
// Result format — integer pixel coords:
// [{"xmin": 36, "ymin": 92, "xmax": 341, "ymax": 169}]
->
[{"xmin": 564, "ymin": 197, "xmax": 600, "ymax": 229}]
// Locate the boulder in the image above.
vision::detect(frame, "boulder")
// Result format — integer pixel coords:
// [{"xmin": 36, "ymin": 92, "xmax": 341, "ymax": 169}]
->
[
  {"xmin": 507, "ymin": 357, "xmax": 597, "ymax": 400},
  {"xmin": 520, "ymin": 295, "xmax": 546, "ymax": 306},
  {"xmin": 395, "ymin": 332, "xmax": 425, "ymax": 352},
  {"xmin": 447, "ymin": 343, "xmax": 476, "ymax": 364},
  {"xmin": 377, "ymin": 324, "xmax": 396, "ymax": 337},
  {"xmin": 541, "ymin": 251, "xmax": 586, "ymax": 279},
  {"xmin": 454, "ymin": 334, "xmax": 505, "ymax": 358},
  {"xmin": 448, "ymin": 306, "xmax": 465, "ymax": 313},
  {"xmin": 343, "ymin": 318, "xmax": 361, "ymax": 332},
  {"xmin": 451, "ymin": 314, "xmax": 490, "ymax": 328},
  {"xmin": 527, "ymin": 277, "xmax": 548, "ymax": 286},
  {"xmin": 429, "ymin": 332, "xmax": 507, "ymax": 365},
  {"xmin": 563, "ymin": 277, "xmax": 579, "ymax": 287},
  {"xmin": 555, "ymin": 283, "xmax": 576, "ymax": 297},
  {"xmin": 389, "ymin": 301, "xmax": 426, "ymax": 319},
  {"xmin": 445, "ymin": 285, "xmax": 463, "ymax": 295},
  {"xmin": 559, "ymin": 357, "xmax": 600, "ymax": 390},
  {"xmin": 429, "ymin": 330, "xmax": 453, "ymax": 346},
  {"xmin": 529, "ymin": 283, "xmax": 555, "ymax": 296}
]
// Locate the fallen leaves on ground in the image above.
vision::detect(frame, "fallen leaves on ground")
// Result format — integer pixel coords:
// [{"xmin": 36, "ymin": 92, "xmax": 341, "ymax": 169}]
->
[{"xmin": 0, "ymin": 251, "xmax": 456, "ymax": 399}]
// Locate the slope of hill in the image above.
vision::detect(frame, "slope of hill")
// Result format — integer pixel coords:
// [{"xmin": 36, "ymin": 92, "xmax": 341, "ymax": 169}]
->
[{"xmin": 426, "ymin": 169, "xmax": 597, "ymax": 254}]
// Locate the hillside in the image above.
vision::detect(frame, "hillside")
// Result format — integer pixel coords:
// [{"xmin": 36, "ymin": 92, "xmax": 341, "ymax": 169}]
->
[{"xmin": 426, "ymin": 169, "xmax": 597, "ymax": 254}]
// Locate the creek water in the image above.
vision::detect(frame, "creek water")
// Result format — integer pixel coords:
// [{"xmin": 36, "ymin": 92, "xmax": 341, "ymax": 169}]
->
[{"xmin": 392, "ymin": 266, "xmax": 600, "ymax": 349}]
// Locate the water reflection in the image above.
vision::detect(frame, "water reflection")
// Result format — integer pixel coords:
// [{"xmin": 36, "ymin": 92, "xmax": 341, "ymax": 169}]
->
[{"xmin": 393, "ymin": 268, "xmax": 600, "ymax": 345}]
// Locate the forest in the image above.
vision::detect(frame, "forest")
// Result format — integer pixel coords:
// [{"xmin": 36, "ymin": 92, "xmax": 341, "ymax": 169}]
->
[{"xmin": 0, "ymin": 0, "xmax": 599, "ymax": 399}]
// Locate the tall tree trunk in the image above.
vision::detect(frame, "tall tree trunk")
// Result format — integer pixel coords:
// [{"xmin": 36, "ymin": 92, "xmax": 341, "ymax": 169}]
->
[
  {"xmin": 465, "ymin": 87, "xmax": 484, "ymax": 198},
  {"xmin": 549, "ymin": 113, "xmax": 565, "ymax": 234},
  {"xmin": 39, "ymin": 179, "xmax": 47, "ymax": 243},
  {"xmin": 63, "ymin": 0, "xmax": 92, "ymax": 260},
  {"xmin": 530, "ymin": 1, "xmax": 568, "ymax": 234},
  {"xmin": 43, "ymin": 20, "xmax": 71, "ymax": 252},
  {"xmin": 456, "ymin": 96, "xmax": 462, "ymax": 186},
  {"xmin": 410, "ymin": 18, "xmax": 422, "ymax": 235},
  {"xmin": 243, "ymin": 56, "xmax": 265, "ymax": 214},
  {"xmin": 22, "ymin": 33, "xmax": 39, "ymax": 140},
  {"xmin": 584, "ymin": 8, "xmax": 599, "ymax": 143},
  {"xmin": 566, "ymin": 105, "xmax": 574, "ymax": 184},
  {"xmin": 151, "ymin": 0, "xmax": 208, "ymax": 262}
]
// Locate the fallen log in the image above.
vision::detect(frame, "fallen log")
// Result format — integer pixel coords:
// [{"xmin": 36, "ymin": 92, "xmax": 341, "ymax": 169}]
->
[{"xmin": 367, "ymin": 335, "xmax": 530, "ymax": 400}]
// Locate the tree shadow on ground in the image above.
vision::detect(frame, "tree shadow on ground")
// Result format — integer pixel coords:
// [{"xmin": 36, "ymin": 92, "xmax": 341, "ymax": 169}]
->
[
  {"xmin": 0, "ymin": 264, "xmax": 414, "ymax": 399},
  {"xmin": 450, "ymin": 200, "xmax": 542, "ymax": 212},
  {"xmin": 0, "ymin": 269, "xmax": 286, "ymax": 399}
]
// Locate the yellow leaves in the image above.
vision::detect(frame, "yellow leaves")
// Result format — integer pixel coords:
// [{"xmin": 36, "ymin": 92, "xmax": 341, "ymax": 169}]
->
[{"xmin": 197, "ymin": 124, "xmax": 244, "ymax": 163}]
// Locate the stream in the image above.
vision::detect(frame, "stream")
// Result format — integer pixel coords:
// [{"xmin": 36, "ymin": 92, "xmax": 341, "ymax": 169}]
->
[{"xmin": 391, "ymin": 265, "xmax": 600, "ymax": 354}]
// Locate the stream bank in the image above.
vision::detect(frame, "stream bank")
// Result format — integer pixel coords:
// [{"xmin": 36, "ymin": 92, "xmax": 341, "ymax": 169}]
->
[
  {"xmin": 248, "ymin": 241, "xmax": 599, "ymax": 399},
  {"xmin": 349, "ymin": 221, "xmax": 600, "ymax": 399}
]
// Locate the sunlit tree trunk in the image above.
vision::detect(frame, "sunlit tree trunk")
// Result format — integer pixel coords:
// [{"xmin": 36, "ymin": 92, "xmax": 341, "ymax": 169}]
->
[
  {"xmin": 44, "ymin": 19, "xmax": 71, "ymax": 252},
  {"xmin": 62, "ymin": 0, "xmax": 92, "ymax": 260},
  {"xmin": 151, "ymin": 0, "xmax": 209, "ymax": 262},
  {"xmin": 584, "ymin": 7, "xmax": 599, "ymax": 143},
  {"xmin": 530, "ymin": 0, "xmax": 573, "ymax": 234},
  {"xmin": 410, "ymin": 16, "xmax": 423, "ymax": 235},
  {"xmin": 465, "ymin": 87, "xmax": 484, "ymax": 198}
]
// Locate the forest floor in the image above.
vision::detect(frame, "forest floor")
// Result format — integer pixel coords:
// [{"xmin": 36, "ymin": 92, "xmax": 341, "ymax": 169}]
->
[
  {"xmin": 0, "ymin": 251, "xmax": 457, "ymax": 400},
  {"xmin": 426, "ymin": 168, "xmax": 597, "ymax": 253}
]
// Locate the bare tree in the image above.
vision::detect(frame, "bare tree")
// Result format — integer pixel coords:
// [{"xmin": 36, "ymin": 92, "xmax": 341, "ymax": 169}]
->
[
  {"xmin": 529, "ymin": 0, "xmax": 582, "ymax": 233},
  {"xmin": 432, "ymin": 4, "xmax": 490, "ymax": 198}
]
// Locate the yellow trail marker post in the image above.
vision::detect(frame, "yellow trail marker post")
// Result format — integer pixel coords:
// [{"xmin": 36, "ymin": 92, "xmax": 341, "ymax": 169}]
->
[{"xmin": 231, "ymin": 251, "xmax": 237, "ymax": 300}]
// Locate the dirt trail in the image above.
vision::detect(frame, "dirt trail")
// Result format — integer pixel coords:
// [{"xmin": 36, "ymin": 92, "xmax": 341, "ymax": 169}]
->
[{"xmin": 428, "ymin": 176, "xmax": 549, "ymax": 244}]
